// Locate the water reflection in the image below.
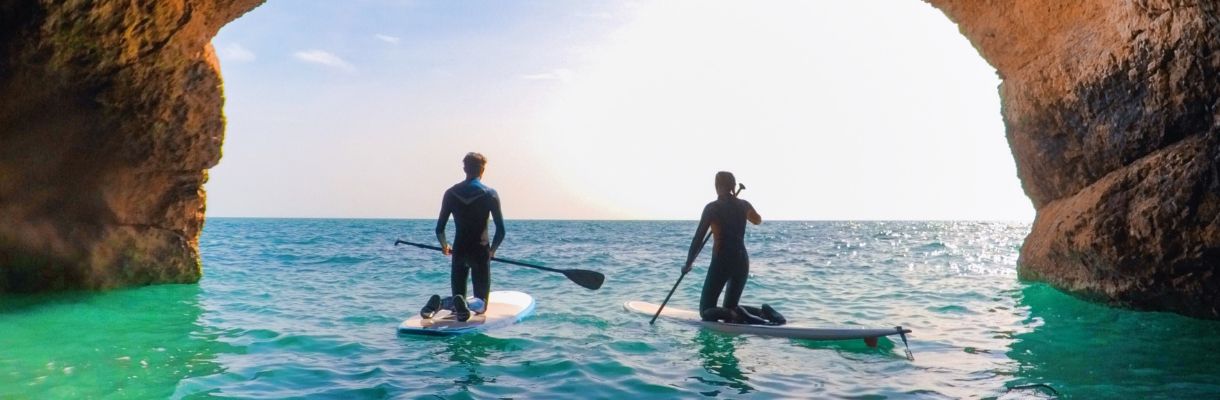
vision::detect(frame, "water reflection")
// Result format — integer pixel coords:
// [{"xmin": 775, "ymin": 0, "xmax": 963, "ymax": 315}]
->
[
  {"xmin": 692, "ymin": 331, "xmax": 753, "ymax": 396},
  {"xmin": 447, "ymin": 335, "xmax": 495, "ymax": 388}
]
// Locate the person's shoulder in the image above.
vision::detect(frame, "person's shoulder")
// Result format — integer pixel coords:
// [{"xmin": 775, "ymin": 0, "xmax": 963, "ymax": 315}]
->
[{"xmin": 476, "ymin": 181, "xmax": 498, "ymax": 195}]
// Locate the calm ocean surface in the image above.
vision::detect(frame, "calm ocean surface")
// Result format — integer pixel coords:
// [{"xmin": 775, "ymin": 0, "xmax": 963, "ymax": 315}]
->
[{"xmin": 3, "ymin": 219, "xmax": 1220, "ymax": 399}]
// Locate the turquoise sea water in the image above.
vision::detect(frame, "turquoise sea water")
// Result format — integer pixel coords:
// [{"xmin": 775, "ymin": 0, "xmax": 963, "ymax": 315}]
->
[{"xmin": 3, "ymin": 219, "xmax": 1220, "ymax": 399}]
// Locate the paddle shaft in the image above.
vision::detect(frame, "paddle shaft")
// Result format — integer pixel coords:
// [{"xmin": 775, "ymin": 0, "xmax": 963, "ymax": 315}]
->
[
  {"xmin": 394, "ymin": 240, "xmax": 561, "ymax": 273},
  {"xmin": 648, "ymin": 231, "xmax": 710, "ymax": 325},
  {"xmin": 650, "ymin": 183, "xmax": 743, "ymax": 324}
]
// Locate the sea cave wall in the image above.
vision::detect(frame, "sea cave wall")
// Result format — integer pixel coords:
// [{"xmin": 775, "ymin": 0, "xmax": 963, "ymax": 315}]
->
[
  {"xmin": 0, "ymin": 0, "xmax": 264, "ymax": 291},
  {"xmin": 928, "ymin": 0, "xmax": 1220, "ymax": 318},
  {"xmin": 1, "ymin": 0, "xmax": 1217, "ymax": 318}
]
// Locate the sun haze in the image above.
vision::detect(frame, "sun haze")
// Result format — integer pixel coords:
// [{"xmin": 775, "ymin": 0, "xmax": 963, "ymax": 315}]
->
[{"xmin": 207, "ymin": 1, "xmax": 1033, "ymax": 221}]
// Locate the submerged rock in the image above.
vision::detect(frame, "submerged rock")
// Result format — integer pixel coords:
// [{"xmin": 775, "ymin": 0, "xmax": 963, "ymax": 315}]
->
[{"xmin": 0, "ymin": 0, "xmax": 1217, "ymax": 318}]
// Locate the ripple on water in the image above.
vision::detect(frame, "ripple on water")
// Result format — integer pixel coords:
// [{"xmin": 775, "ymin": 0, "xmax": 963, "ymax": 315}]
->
[{"xmin": 5, "ymin": 220, "xmax": 1220, "ymax": 398}]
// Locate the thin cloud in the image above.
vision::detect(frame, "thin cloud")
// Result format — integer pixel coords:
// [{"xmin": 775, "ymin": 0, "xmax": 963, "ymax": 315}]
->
[
  {"xmin": 374, "ymin": 34, "xmax": 401, "ymax": 44},
  {"xmin": 520, "ymin": 68, "xmax": 575, "ymax": 83},
  {"xmin": 218, "ymin": 43, "xmax": 255, "ymax": 62},
  {"xmin": 293, "ymin": 49, "xmax": 355, "ymax": 72}
]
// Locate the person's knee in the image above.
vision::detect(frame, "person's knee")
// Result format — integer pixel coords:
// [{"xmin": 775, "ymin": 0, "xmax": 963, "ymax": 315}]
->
[{"xmin": 700, "ymin": 306, "xmax": 735, "ymax": 322}]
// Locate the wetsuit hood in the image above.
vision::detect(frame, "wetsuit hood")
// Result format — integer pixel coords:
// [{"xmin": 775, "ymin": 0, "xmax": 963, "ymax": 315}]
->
[{"xmin": 452, "ymin": 179, "xmax": 493, "ymax": 205}]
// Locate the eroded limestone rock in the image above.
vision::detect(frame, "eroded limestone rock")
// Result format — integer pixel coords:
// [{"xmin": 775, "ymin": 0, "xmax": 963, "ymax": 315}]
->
[
  {"xmin": 0, "ymin": 0, "xmax": 263, "ymax": 291},
  {"xmin": 929, "ymin": 0, "xmax": 1220, "ymax": 318}
]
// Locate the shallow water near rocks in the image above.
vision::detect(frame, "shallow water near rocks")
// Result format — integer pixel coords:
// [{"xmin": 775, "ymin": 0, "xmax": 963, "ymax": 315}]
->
[{"xmin": 3, "ymin": 219, "xmax": 1220, "ymax": 398}]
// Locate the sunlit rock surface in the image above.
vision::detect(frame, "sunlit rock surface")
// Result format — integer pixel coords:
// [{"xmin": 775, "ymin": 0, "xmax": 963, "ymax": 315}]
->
[
  {"xmin": 1, "ymin": 0, "xmax": 1217, "ymax": 318},
  {"xmin": 930, "ymin": 0, "xmax": 1220, "ymax": 318},
  {"xmin": 0, "ymin": 0, "xmax": 263, "ymax": 291}
]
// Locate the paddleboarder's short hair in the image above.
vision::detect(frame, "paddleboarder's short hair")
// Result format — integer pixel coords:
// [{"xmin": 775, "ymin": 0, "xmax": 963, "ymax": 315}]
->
[
  {"xmin": 715, "ymin": 171, "xmax": 735, "ymax": 195},
  {"xmin": 463, "ymin": 152, "xmax": 487, "ymax": 176}
]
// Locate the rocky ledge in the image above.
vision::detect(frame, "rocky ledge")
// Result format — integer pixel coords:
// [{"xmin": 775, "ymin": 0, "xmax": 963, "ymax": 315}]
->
[{"xmin": 1, "ymin": 0, "xmax": 1217, "ymax": 318}]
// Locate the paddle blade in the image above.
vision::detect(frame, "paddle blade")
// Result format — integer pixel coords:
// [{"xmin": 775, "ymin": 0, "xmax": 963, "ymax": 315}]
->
[{"xmin": 563, "ymin": 269, "xmax": 605, "ymax": 290}]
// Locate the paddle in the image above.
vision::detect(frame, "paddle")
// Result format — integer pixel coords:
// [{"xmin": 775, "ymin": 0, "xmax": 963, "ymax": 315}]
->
[
  {"xmin": 394, "ymin": 239, "xmax": 605, "ymax": 290},
  {"xmin": 650, "ymin": 183, "xmax": 744, "ymax": 324}
]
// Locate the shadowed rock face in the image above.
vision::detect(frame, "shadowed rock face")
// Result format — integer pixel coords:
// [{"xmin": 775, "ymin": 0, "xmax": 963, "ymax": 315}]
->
[
  {"xmin": 0, "ymin": 1, "xmax": 1217, "ymax": 317},
  {"xmin": 0, "ymin": 0, "xmax": 263, "ymax": 291},
  {"xmin": 929, "ymin": 0, "xmax": 1220, "ymax": 318}
]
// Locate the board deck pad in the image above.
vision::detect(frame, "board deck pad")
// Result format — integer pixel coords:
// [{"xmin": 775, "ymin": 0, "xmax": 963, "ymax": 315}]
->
[
  {"xmin": 399, "ymin": 291, "xmax": 535, "ymax": 336},
  {"xmin": 625, "ymin": 301, "xmax": 911, "ymax": 341}
]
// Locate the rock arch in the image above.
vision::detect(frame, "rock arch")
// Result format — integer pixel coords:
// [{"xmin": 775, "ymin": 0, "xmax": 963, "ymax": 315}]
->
[{"xmin": 1, "ymin": 0, "xmax": 1216, "ymax": 318}]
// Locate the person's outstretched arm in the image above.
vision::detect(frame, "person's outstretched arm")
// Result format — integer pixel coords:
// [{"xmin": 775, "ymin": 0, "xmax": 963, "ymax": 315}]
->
[
  {"xmin": 683, "ymin": 205, "xmax": 713, "ymax": 273},
  {"xmin": 745, "ymin": 200, "xmax": 762, "ymax": 225},
  {"xmin": 490, "ymin": 192, "xmax": 506, "ymax": 258},
  {"xmin": 435, "ymin": 192, "xmax": 453, "ymax": 255}
]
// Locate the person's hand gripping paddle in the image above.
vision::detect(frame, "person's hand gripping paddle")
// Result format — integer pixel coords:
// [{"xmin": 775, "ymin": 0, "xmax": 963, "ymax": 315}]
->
[{"xmin": 395, "ymin": 240, "xmax": 605, "ymax": 290}]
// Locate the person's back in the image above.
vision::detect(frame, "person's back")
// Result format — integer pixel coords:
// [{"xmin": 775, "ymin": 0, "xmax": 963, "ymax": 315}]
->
[
  {"xmin": 704, "ymin": 196, "xmax": 750, "ymax": 260},
  {"xmin": 443, "ymin": 178, "xmax": 499, "ymax": 252}
]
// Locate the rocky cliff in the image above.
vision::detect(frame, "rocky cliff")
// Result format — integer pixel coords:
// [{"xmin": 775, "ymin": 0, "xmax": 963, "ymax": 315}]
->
[
  {"xmin": 0, "ymin": 0, "xmax": 263, "ymax": 291},
  {"xmin": 1, "ymin": 0, "xmax": 1217, "ymax": 318},
  {"xmin": 928, "ymin": 0, "xmax": 1220, "ymax": 318}
]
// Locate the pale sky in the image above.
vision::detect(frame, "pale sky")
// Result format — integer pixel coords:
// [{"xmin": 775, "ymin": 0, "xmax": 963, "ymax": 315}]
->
[{"xmin": 207, "ymin": 1, "xmax": 1034, "ymax": 221}]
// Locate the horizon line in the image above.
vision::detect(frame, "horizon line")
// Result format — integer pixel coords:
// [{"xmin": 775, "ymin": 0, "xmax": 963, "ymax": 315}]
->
[{"xmin": 206, "ymin": 216, "xmax": 1033, "ymax": 223}]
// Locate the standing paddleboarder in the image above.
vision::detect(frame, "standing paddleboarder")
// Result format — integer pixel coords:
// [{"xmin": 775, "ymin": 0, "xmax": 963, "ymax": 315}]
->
[
  {"xmin": 421, "ymin": 152, "xmax": 505, "ymax": 322},
  {"xmin": 683, "ymin": 171, "xmax": 784, "ymax": 325}
]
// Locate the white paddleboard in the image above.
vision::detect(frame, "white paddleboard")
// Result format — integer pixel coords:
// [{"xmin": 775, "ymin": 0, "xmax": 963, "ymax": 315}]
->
[
  {"xmin": 399, "ymin": 291, "xmax": 535, "ymax": 336},
  {"xmin": 625, "ymin": 300, "xmax": 911, "ymax": 342}
]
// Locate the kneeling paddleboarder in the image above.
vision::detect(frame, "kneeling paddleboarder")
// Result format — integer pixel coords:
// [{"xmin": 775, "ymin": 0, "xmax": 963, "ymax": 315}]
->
[
  {"xmin": 682, "ymin": 171, "xmax": 785, "ymax": 325},
  {"xmin": 421, "ymin": 152, "xmax": 505, "ymax": 322}
]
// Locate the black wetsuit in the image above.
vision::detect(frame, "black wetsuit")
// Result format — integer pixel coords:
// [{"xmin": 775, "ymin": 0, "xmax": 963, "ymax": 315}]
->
[
  {"xmin": 436, "ymin": 178, "xmax": 504, "ymax": 302},
  {"xmin": 690, "ymin": 196, "xmax": 754, "ymax": 317}
]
